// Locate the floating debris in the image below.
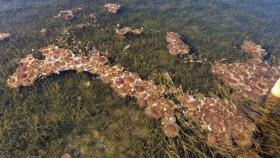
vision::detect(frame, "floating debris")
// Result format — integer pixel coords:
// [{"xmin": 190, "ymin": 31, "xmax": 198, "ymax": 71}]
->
[
  {"xmin": 116, "ymin": 27, "xmax": 144, "ymax": 37},
  {"xmin": 166, "ymin": 32, "xmax": 190, "ymax": 56},
  {"xmin": 0, "ymin": 32, "xmax": 12, "ymax": 41},
  {"xmin": 104, "ymin": 3, "xmax": 121, "ymax": 14},
  {"xmin": 212, "ymin": 40, "xmax": 280, "ymax": 102},
  {"xmin": 271, "ymin": 78, "xmax": 280, "ymax": 98}
]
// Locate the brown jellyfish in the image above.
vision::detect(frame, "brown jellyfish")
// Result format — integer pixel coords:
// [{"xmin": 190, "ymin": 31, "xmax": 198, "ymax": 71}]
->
[
  {"xmin": 124, "ymin": 74, "xmax": 136, "ymax": 84},
  {"xmin": 166, "ymin": 32, "xmax": 190, "ymax": 56},
  {"xmin": 104, "ymin": 3, "xmax": 121, "ymax": 14},
  {"xmin": 146, "ymin": 95, "xmax": 160, "ymax": 106},
  {"xmin": 166, "ymin": 32, "xmax": 181, "ymax": 43},
  {"xmin": 0, "ymin": 32, "xmax": 12, "ymax": 41},
  {"xmin": 116, "ymin": 27, "xmax": 131, "ymax": 36},
  {"xmin": 131, "ymin": 28, "xmax": 144, "ymax": 35},
  {"xmin": 97, "ymin": 55, "xmax": 108, "ymax": 65},
  {"xmin": 137, "ymin": 96, "xmax": 147, "ymax": 107},
  {"xmin": 163, "ymin": 123, "xmax": 179, "ymax": 138},
  {"xmin": 237, "ymin": 151, "xmax": 261, "ymax": 158},
  {"xmin": 135, "ymin": 84, "xmax": 146, "ymax": 93},
  {"xmin": 145, "ymin": 106, "xmax": 162, "ymax": 119},
  {"xmin": 241, "ymin": 40, "xmax": 264, "ymax": 59},
  {"xmin": 234, "ymin": 133, "xmax": 253, "ymax": 148},
  {"xmin": 167, "ymin": 44, "xmax": 180, "ymax": 56},
  {"xmin": 7, "ymin": 77, "xmax": 17, "ymax": 88},
  {"xmin": 61, "ymin": 153, "xmax": 71, "ymax": 158},
  {"xmin": 116, "ymin": 27, "xmax": 143, "ymax": 37},
  {"xmin": 115, "ymin": 77, "xmax": 125, "ymax": 86},
  {"xmin": 17, "ymin": 66, "xmax": 29, "ymax": 79},
  {"xmin": 64, "ymin": 12, "xmax": 74, "ymax": 21},
  {"xmin": 209, "ymin": 123, "xmax": 224, "ymax": 134},
  {"xmin": 207, "ymin": 133, "xmax": 219, "ymax": 145},
  {"xmin": 159, "ymin": 100, "xmax": 174, "ymax": 115}
]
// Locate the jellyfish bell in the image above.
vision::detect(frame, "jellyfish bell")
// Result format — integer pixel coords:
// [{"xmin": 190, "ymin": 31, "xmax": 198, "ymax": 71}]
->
[
  {"xmin": 271, "ymin": 78, "xmax": 280, "ymax": 98},
  {"xmin": 166, "ymin": 32, "xmax": 181, "ymax": 43},
  {"xmin": 104, "ymin": 3, "xmax": 121, "ymax": 14},
  {"xmin": 235, "ymin": 134, "xmax": 253, "ymax": 148},
  {"xmin": 116, "ymin": 27, "xmax": 143, "ymax": 37},
  {"xmin": 115, "ymin": 77, "xmax": 125, "ymax": 86},
  {"xmin": 146, "ymin": 95, "xmax": 159, "ymax": 106},
  {"xmin": 64, "ymin": 12, "xmax": 74, "ymax": 21},
  {"xmin": 237, "ymin": 151, "xmax": 261, "ymax": 158},
  {"xmin": 17, "ymin": 66, "xmax": 29, "ymax": 79},
  {"xmin": 166, "ymin": 32, "xmax": 190, "ymax": 56},
  {"xmin": 0, "ymin": 32, "xmax": 12, "ymax": 41},
  {"xmin": 61, "ymin": 153, "xmax": 71, "ymax": 158},
  {"xmin": 135, "ymin": 85, "xmax": 146, "ymax": 93},
  {"xmin": 7, "ymin": 76, "xmax": 17, "ymax": 88},
  {"xmin": 145, "ymin": 106, "xmax": 162, "ymax": 119},
  {"xmin": 163, "ymin": 123, "xmax": 179, "ymax": 138},
  {"xmin": 207, "ymin": 133, "xmax": 219, "ymax": 145}
]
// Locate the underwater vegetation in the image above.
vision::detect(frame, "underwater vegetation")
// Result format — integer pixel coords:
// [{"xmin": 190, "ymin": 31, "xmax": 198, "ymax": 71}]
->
[{"xmin": 1, "ymin": 0, "xmax": 280, "ymax": 158}]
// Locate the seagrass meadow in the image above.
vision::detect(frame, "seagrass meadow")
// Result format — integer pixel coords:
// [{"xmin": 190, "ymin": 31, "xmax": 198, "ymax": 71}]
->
[{"xmin": 0, "ymin": 0, "xmax": 280, "ymax": 158}]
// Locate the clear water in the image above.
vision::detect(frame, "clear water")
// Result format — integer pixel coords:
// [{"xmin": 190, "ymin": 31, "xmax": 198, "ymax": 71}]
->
[{"xmin": 0, "ymin": 0, "xmax": 279, "ymax": 157}]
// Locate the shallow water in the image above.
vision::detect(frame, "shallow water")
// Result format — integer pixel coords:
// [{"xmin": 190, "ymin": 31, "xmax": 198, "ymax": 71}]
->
[{"xmin": 0, "ymin": 0, "xmax": 280, "ymax": 157}]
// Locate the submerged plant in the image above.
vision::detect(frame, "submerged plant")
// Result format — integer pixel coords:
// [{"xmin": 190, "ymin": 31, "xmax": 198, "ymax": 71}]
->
[{"xmin": 1, "ymin": 0, "xmax": 280, "ymax": 158}]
